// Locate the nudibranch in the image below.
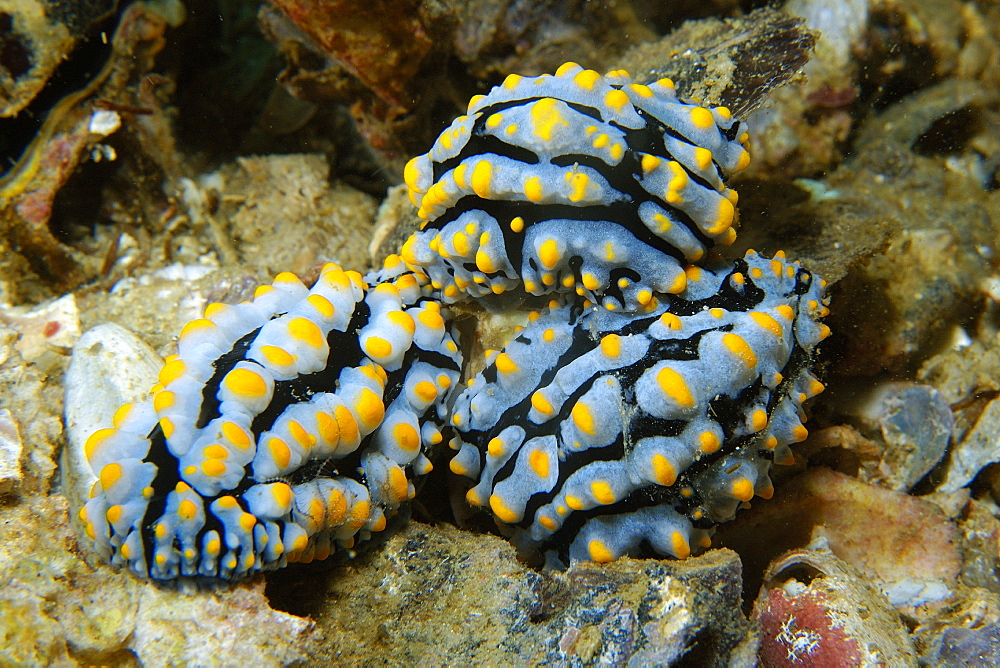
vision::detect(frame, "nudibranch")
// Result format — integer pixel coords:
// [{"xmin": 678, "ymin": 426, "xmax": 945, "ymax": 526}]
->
[
  {"xmin": 449, "ymin": 251, "xmax": 828, "ymax": 563},
  {"xmin": 79, "ymin": 265, "xmax": 463, "ymax": 580},
  {"xmin": 393, "ymin": 61, "xmax": 750, "ymax": 311},
  {"xmin": 74, "ymin": 63, "xmax": 828, "ymax": 582}
]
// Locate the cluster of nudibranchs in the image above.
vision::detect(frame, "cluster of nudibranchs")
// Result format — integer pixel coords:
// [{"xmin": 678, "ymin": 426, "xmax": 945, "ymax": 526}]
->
[{"xmin": 77, "ymin": 62, "xmax": 829, "ymax": 582}]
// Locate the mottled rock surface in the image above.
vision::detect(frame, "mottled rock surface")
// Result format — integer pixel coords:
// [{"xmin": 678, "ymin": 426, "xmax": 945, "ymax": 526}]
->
[
  {"xmin": 265, "ymin": 522, "xmax": 752, "ymax": 665},
  {"xmin": 0, "ymin": 494, "xmax": 320, "ymax": 665}
]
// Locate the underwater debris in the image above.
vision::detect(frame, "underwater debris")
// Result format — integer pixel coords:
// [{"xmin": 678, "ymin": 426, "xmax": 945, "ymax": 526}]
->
[
  {"xmin": 265, "ymin": 521, "xmax": 751, "ymax": 665},
  {"xmin": 0, "ymin": 0, "xmax": 117, "ymax": 118},
  {"xmin": 0, "ymin": 325, "xmax": 63, "ymax": 495},
  {"xmin": 0, "ymin": 3, "xmax": 180, "ymax": 297},
  {"xmin": 936, "ymin": 623, "xmax": 1000, "ymax": 666},
  {"xmin": 261, "ymin": 0, "xmax": 653, "ymax": 162},
  {"xmin": 938, "ymin": 397, "xmax": 1000, "ymax": 495},
  {"xmin": 617, "ymin": 6, "xmax": 817, "ymax": 117},
  {"xmin": 266, "ymin": 0, "xmax": 433, "ymax": 112},
  {"xmin": 718, "ymin": 467, "xmax": 960, "ymax": 619},
  {"xmin": 854, "ymin": 383, "xmax": 953, "ymax": 492},
  {"xmin": 0, "ymin": 493, "xmax": 320, "ymax": 664},
  {"xmin": 62, "ymin": 322, "xmax": 162, "ymax": 511},
  {"xmin": 0, "ymin": 293, "xmax": 79, "ymax": 362},
  {"xmin": 212, "ymin": 153, "xmax": 378, "ymax": 277}
]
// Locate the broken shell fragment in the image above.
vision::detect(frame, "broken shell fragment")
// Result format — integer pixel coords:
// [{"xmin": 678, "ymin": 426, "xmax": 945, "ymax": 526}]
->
[{"xmin": 753, "ymin": 548, "xmax": 917, "ymax": 667}]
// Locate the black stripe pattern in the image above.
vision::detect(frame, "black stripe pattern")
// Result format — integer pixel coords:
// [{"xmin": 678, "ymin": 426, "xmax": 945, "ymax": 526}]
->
[
  {"xmin": 448, "ymin": 251, "xmax": 829, "ymax": 563},
  {"xmin": 390, "ymin": 62, "xmax": 751, "ymax": 311},
  {"xmin": 80, "ymin": 266, "xmax": 463, "ymax": 581}
]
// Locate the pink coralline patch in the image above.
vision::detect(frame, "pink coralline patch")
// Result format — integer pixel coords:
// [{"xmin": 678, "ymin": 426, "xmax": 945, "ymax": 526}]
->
[
  {"xmin": 40, "ymin": 133, "xmax": 77, "ymax": 175},
  {"xmin": 758, "ymin": 588, "xmax": 862, "ymax": 667},
  {"xmin": 14, "ymin": 133, "xmax": 86, "ymax": 225},
  {"xmin": 14, "ymin": 189, "xmax": 54, "ymax": 226}
]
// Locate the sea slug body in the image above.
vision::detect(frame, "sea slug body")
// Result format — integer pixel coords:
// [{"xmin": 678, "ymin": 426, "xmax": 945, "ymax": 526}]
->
[
  {"xmin": 74, "ymin": 63, "xmax": 829, "ymax": 582},
  {"xmin": 449, "ymin": 250, "xmax": 828, "ymax": 563},
  {"xmin": 391, "ymin": 62, "xmax": 751, "ymax": 311},
  {"xmin": 79, "ymin": 264, "xmax": 462, "ymax": 580}
]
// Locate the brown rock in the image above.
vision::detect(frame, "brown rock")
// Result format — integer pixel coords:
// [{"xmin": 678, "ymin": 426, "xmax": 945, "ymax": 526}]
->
[
  {"xmin": 266, "ymin": 521, "xmax": 753, "ymax": 665},
  {"xmin": 718, "ymin": 467, "xmax": 960, "ymax": 618}
]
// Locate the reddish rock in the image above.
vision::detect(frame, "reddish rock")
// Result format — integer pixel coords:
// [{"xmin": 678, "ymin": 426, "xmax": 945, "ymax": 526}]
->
[
  {"xmin": 754, "ymin": 549, "xmax": 917, "ymax": 667},
  {"xmin": 758, "ymin": 588, "xmax": 862, "ymax": 667}
]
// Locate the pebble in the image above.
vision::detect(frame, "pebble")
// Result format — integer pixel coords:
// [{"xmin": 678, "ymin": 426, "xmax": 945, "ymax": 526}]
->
[
  {"xmin": 0, "ymin": 409, "xmax": 23, "ymax": 495},
  {"xmin": 62, "ymin": 323, "xmax": 162, "ymax": 508}
]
